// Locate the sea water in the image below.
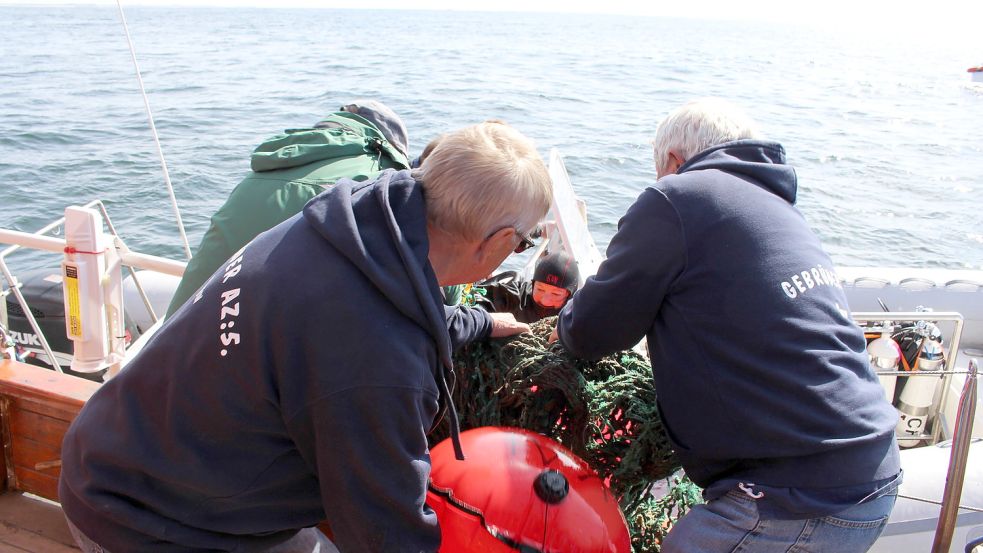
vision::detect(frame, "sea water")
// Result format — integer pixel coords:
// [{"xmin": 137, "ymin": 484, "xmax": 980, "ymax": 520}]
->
[{"xmin": 1, "ymin": 6, "xmax": 981, "ymax": 272}]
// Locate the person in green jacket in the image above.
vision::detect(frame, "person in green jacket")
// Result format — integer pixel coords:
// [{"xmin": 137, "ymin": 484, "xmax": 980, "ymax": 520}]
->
[{"xmin": 165, "ymin": 100, "xmax": 410, "ymax": 318}]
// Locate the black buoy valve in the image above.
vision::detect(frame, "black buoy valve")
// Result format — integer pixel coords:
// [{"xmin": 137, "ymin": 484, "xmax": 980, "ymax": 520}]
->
[{"xmin": 533, "ymin": 469, "xmax": 570, "ymax": 504}]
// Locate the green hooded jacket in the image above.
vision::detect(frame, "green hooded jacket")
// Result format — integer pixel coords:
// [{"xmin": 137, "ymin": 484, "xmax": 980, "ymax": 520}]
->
[{"xmin": 166, "ymin": 112, "xmax": 409, "ymax": 317}]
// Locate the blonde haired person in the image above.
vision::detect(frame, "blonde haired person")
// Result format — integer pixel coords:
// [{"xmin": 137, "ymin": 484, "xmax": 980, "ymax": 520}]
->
[
  {"xmin": 418, "ymin": 120, "xmax": 551, "ymax": 246},
  {"xmin": 60, "ymin": 122, "xmax": 552, "ymax": 553},
  {"xmin": 411, "ymin": 121, "xmax": 552, "ymax": 307}
]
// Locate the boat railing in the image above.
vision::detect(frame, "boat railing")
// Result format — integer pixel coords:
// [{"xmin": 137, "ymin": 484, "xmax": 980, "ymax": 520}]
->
[
  {"xmin": 934, "ymin": 358, "xmax": 978, "ymax": 553},
  {"xmin": 0, "ymin": 201, "xmax": 185, "ymax": 374}
]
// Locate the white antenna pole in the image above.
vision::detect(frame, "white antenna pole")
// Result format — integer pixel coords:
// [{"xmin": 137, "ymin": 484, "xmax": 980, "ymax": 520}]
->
[{"xmin": 115, "ymin": 0, "xmax": 193, "ymax": 260}]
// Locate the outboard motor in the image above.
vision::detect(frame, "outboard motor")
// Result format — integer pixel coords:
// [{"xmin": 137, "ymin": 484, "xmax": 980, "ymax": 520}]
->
[
  {"xmin": 3, "ymin": 267, "xmax": 139, "ymax": 382},
  {"xmin": 4, "ymin": 268, "xmax": 78, "ymax": 371}
]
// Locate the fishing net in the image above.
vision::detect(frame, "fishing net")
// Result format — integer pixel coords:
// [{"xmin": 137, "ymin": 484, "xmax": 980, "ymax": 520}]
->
[{"xmin": 429, "ymin": 316, "xmax": 704, "ymax": 552}]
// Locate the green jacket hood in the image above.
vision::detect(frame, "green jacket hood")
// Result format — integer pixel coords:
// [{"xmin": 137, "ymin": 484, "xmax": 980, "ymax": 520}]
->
[{"xmin": 250, "ymin": 112, "xmax": 409, "ymax": 172}]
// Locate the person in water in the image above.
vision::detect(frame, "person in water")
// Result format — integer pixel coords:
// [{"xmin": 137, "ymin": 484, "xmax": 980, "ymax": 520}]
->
[
  {"xmin": 165, "ymin": 100, "xmax": 411, "ymax": 318},
  {"xmin": 59, "ymin": 121, "xmax": 553, "ymax": 553},
  {"xmin": 473, "ymin": 250, "xmax": 580, "ymax": 323},
  {"xmin": 551, "ymin": 98, "xmax": 901, "ymax": 552}
]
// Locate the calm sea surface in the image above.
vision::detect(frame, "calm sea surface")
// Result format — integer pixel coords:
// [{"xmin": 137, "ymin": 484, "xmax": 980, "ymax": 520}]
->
[{"xmin": 1, "ymin": 6, "xmax": 982, "ymax": 273}]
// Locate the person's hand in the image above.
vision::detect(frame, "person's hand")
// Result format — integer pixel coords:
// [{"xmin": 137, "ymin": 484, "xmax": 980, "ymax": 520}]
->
[
  {"xmin": 488, "ymin": 313, "xmax": 530, "ymax": 338},
  {"xmin": 548, "ymin": 326, "xmax": 559, "ymax": 344}
]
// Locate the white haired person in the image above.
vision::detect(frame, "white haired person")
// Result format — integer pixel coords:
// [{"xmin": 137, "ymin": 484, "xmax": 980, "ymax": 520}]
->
[
  {"xmin": 60, "ymin": 121, "xmax": 553, "ymax": 553},
  {"xmin": 551, "ymin": 99, "xmax": 900, "ymax": 552}
]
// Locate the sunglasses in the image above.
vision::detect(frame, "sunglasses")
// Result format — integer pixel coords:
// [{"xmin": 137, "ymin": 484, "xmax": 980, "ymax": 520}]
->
[
  {"xmin": 486, "ymin": 225, "xmax": 540, "ymax": 254},
  {"xmin": 513, "ymin": 227, "xmax": 538, "ymax": 254}
]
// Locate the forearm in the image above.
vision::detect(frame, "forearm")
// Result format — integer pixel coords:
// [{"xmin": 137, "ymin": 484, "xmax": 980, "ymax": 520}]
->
[{"xmin": 445, "ymin": 305, "xmax": 492, "ymax": 350}]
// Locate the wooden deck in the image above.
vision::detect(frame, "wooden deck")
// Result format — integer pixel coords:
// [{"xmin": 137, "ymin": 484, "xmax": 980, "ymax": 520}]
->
[
  {"xmin": 0, "ymin": 359, "xmax": 97, "ymax": 552},
  {"xmin": 0, "ymin": 492, "xmax": 78, "ymax": 552}
]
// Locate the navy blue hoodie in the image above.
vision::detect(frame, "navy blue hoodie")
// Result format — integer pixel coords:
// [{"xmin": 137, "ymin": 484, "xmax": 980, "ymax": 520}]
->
[
  {"xmin": 558, "ymin": 140, "xmax": 900, "ymax": 517},
  {"xmin": 60, "ymin": 169, "xmax": 473, "ymax": 551}
]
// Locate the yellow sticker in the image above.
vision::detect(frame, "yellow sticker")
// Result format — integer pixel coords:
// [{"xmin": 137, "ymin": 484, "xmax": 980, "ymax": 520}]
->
[{"xmin": 64, "ymin": 264, "xmax": 82, "ymax": 338}]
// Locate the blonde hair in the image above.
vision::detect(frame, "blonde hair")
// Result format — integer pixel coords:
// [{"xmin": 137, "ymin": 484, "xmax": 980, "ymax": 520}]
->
[
  {"xmin": 653, "ymin": 98, "xmax": 761, "ymax": 176},
  {"xmin": 417, "ymin": 122, "xmax": 552, "ymax": 241},
  {"xmin": 418, "ymin": 134, "xmax": 445, "ymax": 165}
]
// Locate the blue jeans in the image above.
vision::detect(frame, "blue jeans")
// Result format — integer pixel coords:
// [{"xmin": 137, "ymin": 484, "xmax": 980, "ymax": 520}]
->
[
  {"xmin": 66, "ymin": 517, "xmax": 339, "ymax": 553},
  {"xmin": 662, "ymin": 488, "xmax": 896, "ymax": 553}
]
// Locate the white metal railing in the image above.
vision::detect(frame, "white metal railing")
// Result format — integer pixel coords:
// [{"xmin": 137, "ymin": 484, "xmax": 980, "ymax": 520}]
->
[{"xmin": 0, "ymin": 201, "xmax": 185, "ymax": 373}]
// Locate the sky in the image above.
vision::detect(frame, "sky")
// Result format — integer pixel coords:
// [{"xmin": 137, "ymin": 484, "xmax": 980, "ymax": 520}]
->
[{"xmin": 3, "ymin": 0, "xmax": 983, "ymax": 34}]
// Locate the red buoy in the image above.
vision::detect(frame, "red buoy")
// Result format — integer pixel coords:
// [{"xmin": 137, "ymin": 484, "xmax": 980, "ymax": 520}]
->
[{"xmin": 428, "ymin": 427, "xmax": 631, "ymax": 553}]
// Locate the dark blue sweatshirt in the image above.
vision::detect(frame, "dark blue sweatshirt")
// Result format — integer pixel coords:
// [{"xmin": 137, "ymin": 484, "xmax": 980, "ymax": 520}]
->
[
  {"xmin": 60, "ymin": 170, "xmax": 473, "ymax": 551},
  {"xmin": 558, "ymin": 140, "xmax": 900, "ymax": 518}
]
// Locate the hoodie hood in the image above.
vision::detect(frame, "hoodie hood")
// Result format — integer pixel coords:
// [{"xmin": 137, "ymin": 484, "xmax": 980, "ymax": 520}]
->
[
  {"xmin": 302, "ymin": 169, "xmax": 465, "ymax": 458},
  {"xmin": 251, "ymin": 112, "xmax": 409, "ymax": 173},
  {"xmin": 339, "ymin": 99, "xmax": 410, "ymax": 158},
  {"xmin": 678, "ymin": 140, "xmax": 798, "ymax": 204}
]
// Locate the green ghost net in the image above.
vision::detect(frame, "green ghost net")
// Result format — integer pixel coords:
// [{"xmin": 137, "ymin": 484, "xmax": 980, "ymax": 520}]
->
[{"xmin": 430, "ymin": 316, "xmax": 704, "ymax": 552}]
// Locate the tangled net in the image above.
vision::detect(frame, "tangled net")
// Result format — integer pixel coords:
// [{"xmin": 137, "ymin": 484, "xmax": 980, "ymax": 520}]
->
[{"xmin": 430, "ymin": 317, "xmax": 704, "ymax": 552}]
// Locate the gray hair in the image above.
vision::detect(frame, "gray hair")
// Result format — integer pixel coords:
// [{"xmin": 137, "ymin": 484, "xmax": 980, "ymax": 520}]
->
[
  {"xmin": 653, "ymin": 98, "xmax": 761, "ymax": 176},
  {"xmin": 416, "ymin": 121, "xmax": 552, "ymax": 241}
]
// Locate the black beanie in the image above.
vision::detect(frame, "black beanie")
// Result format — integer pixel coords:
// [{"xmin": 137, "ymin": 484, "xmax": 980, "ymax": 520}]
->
[{"xmin": 533, "ymin": 252, "xmax": 580, "ymax": 294}]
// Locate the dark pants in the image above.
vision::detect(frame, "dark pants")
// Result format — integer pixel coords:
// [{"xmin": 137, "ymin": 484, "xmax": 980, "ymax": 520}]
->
[{"xmin": 662, "ymin": 488, "xmax": 896, "ymax": 553}]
